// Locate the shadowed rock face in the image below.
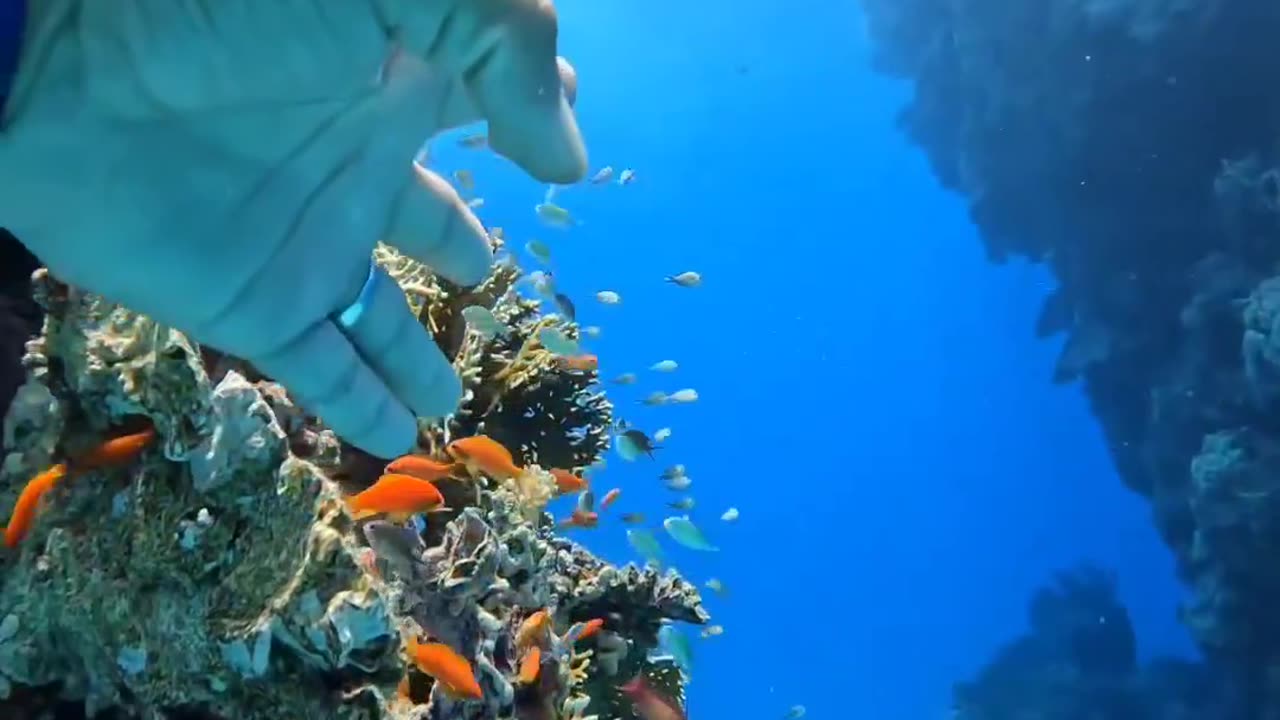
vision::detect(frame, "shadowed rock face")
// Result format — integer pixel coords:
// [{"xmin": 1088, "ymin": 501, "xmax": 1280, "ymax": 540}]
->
[
  {"xmin": 858, "ymin": 0, "xmax": 1280, "ymax": 710},
  {"xmin": 0, "ymin": 229, "xmax": 39, "ymax": 431}
]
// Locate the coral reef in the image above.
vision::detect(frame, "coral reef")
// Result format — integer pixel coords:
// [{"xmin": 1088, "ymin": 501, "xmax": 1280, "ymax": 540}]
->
[
  {"xmin": 0, "ymin": 232, "xmax": 707, "ymax": 719},
  {"xmin": 953, "ymin": 567, "xmax": 1232, "ymax": 719},
  {"xmin": 858, "ymin": 0, "xmax": 1280, "ymax": 711}
]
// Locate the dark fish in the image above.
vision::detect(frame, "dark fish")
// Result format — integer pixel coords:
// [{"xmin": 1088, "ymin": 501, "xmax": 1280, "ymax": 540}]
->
[
  {"xmin": 554, "ymin": 293, "xmax": 576, "ymax": 321},
  {"xmin": 362, "ymin": 521, "xmax": 426, "ymax": 578},
  {"xmin": 622, "ymin": 430, "xmax": 660, "ymax": 458}
]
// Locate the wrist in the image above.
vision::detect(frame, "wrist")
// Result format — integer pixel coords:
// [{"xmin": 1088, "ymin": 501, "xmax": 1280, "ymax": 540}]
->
[{"xmin": 0, "ymin": 0, "xmax": 25, "ymax": 124}]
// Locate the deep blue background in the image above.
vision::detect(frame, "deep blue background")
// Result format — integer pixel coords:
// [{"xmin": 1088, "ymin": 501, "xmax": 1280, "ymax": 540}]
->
[{"xmin": 432, "ymin": 2, "xmax": 1193, "ymax": 717}]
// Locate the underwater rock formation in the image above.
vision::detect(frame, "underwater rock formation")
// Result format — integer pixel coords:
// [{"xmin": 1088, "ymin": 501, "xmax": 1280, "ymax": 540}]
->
[
  {"xmin": 0, "ymin": 232, "xmax": 707, "ymax": 719},
  {"xmin": 953, "ymin": 567, "xmax": 1232, "ymax": 719},
  {"xmin": 859, "ymin": 0, "xmax": 1280, "ymax": 710}
]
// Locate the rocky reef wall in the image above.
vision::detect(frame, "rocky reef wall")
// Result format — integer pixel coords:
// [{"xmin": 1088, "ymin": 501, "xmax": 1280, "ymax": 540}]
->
[{"xmin": 857, "ymin": 0, "xmax": 1280, "ymax": 713}]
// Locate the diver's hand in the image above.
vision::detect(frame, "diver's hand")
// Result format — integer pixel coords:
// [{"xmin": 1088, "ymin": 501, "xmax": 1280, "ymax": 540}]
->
[{"xmin": 0, "ymin": 0, "xmax": 587, "ymax": 458}]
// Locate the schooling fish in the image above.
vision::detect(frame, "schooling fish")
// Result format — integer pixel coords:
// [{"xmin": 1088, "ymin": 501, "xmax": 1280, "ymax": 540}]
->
[
  {"xmin": 616, "ymin": 430, "xmax": 661, "ymax": 461},
  {"xmin": 3, "ymin": 464, "xmax": 66, "ymax": 549},
  {"xmin": 516, "ymin": 609, "xmax": 552, "ymax": 650},
  {"xmin": 362, "ymin": 521, "xmax": 426, "ymax": 579},
  {"xmin": 461, "ymin": 305, "xmax": 509, "ymax": 339},
  {"xmin": 554, "ymin": 293, "xmax": 577, "ymax": 321},
  {"xmin": 446, "ymin": 435, "xmax": 522, "ymax": 480},
  {"xmin": 589, "ymin": 166, "xmax": 615, "ymax": 184},
  {"xmin": 663, "ymin": 516, "xmax": 718, "ymax": 551},
  {"xmin": 385, "ymin": 455, "xmax": 461, "ymax": 483},
  {"xmin": 665, "ymin": 271, "xmax": 702, "ymax": 288},
  {"xmin": 549, "ymin": 469, "xmax": 589, "ymax": 496},
  {"xmin": 404, "ymin": 636, "xmax": 483, "ymax": 700},
  {"xmin": 537, "ymin": 327, "xmax": 580, "ymax": 356},
  {"xmin": 345, "ymin": 474, "xmax": 445, "ymax": 522},
  {"xmin": 627, "ymin": 528, "xmax": 664, "ymax": 567}
]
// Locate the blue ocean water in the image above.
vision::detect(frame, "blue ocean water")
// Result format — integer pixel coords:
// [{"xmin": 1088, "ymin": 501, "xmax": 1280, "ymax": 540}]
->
[{"xmin": 432, "ymin": 2, "xmax": 1195, "ymax": 717}]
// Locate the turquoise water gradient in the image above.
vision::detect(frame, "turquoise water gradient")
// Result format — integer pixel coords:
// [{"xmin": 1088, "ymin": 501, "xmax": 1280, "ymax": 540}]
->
[{"xmin": 432, "ymin": 2, "xmax": 1192, "ymax": 717}]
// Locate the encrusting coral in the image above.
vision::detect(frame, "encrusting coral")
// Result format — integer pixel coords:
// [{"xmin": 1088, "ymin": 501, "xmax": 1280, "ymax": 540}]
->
[{"xmin": 0, "ymin": 232, "xmax": 707, "ymax": 719}]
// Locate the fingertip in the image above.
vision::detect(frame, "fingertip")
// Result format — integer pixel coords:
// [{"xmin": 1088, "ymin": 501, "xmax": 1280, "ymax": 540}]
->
[
  {"xmin": 388, "ymin": 163, "xmax": 492, "ymax": 286},
  {"xmin": 253, "ymin": 323, "xmax": 417, "ymax": 460},
  {"xmin": 489, "ymin": 95, "xmax": 588, "ymax": 185}
]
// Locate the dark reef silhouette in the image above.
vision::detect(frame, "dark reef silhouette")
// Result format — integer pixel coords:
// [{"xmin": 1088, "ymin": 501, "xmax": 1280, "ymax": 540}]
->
[{"xmin": 857, "ymin": 0, "xmax": 1280, "ymax": 716}]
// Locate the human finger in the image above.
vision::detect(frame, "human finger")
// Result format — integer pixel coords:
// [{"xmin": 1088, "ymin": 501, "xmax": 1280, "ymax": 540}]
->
[
  {"xmin": 252, "ymin": 320, "xmax": 417, "ymax": 459},
  {"xmin": 384, "ymin": 163, "xmax": 492, "ymax": 287},
  {"xmin": 385, "ymin": 0, "xmax": 587, "ymax": 183},
  {"xmin": 338, "ymin": 264, "xmax": 463, "ymax": 422}
]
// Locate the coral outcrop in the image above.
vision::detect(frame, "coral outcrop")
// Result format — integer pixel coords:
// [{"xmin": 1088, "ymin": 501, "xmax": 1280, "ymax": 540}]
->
[
  {"xmin": 0, "ymin": 231, "xmax": 707, "ymax": 719},
  {"xmin": 858, "ymin": 0, "xmax": 1280, "ymax": 710},
  {"xmin": 953, "ymin": 567, "xmax": 1231, "ymax": 719}
]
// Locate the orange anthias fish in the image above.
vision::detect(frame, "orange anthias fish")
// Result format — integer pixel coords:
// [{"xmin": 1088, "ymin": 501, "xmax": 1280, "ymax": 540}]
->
[
  {"xmin": 345, "ymin": 474, "xmax": 445, "ymax": 522},
  {"xmin": 549, "ymin": 468, "xmax": 588, "ymax": 496},
  {"xmin": 558, "ymin": 509, "xmax": 599, "ymax": 530},
  {"xmin": 517, "ymin": 646, "xmax": 542, "ymax": 685},
  {"xmin": 577, "ymin": 618, "xmax": 605, "ymax": 642},
  {"xmin": 599, "ymin": 488, "xmax": 621, "ymax": 511},
  {"xmin": 4, "ymin": 425, "xmax": 158, "ymax": 549},
  {"xmin": 385, "ymin": 455, "xmax": 462, "ymax": 483},
  {"xmin": 404, "ymin": 636, "xmax": 483, "ymax": 700},
  {"xmin": 3, "ymin": 464, "xmax": 66, "ymax": 549},
  {"xmin": 620, "ymin": 676, "xmax": 686, "ymax": 720},
  {"xmin": 446, "ymin": 435, "xmax": 522, "ymax": 480},
  {"xmin": 557, "ymin": 354, "xmax": 599, "ymax": 372},
  {"xmin": 515, "ymin": 609, "xmax": 552, "ymax": 650},
  {"xmin": 70, "ymin": 427, "xmax": 156, "ymax": 473}
]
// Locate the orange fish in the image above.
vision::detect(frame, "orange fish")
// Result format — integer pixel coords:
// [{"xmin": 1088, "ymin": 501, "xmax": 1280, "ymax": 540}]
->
[
  {"xmin": 577, "ymin": 618, "xmax": 605, "ymax": 642},
  {"xmin": 71, "ymin": 427, "xmax": 156, "ymax": 474},
  {"xmin": 4, "ymin": 426, "xmax": 157, "ymax": 549},
  {"xmin": 516, "ymin": 609, "xmax": 551, "ymax": 650},
  {"xmin": 550, "ymin": 468, "xmax": 588, "ymax": 496},
  {"xmin": 3, "ymin": 464, "xmax": 67, "ymax": 549},
  {"xmin": 385, "ymin": 455, "xmax": 462, "ymax": 483},
  {"xmin": 599, "ymin": 488, "xmax": 621, "ymax": 511},
  {"xmin": 404, "ymin": 636, "xmax": 483, "ymax": 700},
  {"xmin": 517, "ymin": 646, "xmax": 542, "ymax": 685},
  {"xmin": 447, "ymin": 435, "xmax": 522, "ymax": 480},
  {"xmin": 345, "ymin": 473, "xmax": 445, "ymax": 522},
  {"xmin": 558, "ymin": 509, "xmax": 599, "ymax": 530},
  {"xmin": 557, "ymin": 354, "xmax": 599, "ymax": 372}
]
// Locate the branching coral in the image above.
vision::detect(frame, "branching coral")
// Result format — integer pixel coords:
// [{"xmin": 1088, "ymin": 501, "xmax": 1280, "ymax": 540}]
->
[{"xmin": 0, "ymin": 241, "xmax": 704, "ymax": 720}]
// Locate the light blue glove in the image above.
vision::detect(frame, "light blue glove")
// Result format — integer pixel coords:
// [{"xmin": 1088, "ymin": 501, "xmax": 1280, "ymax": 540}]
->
[{"xmin": 0, "ymin": 1, "xmax": 587, "ymax": 458}]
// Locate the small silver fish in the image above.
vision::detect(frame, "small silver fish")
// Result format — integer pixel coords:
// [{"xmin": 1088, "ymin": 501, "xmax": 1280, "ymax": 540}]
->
[
  {"xmin": 659, "ymin": 464, "xmax": 686, "ymax": 480},
  {"xmin": 582, "ymin": 325, "xmax": 603, "ymax": 339},
  {"xmin": 611, "ymin": 373, "xmax": 638, "ymax": 385},
  {"xmin": 666, "ymin": 271, "xmax": 702, "ymax": 288},
  {"xmin": 596, "ymin": 290, "xmax": 622, "ymax": 305},
  {"xmin": 538, "ymin": 327, "xmax": 580, "ymax": 356},
  {"xmin": 461, "ymin": 305, "xmax": 508, "ymax": 338},
  {"xmin": 589, "ymin": 166, "xmax": 615, "ymax": 184},
  {"xmin": 641, "ymin": 391, "xmax": 669, "ymax": 406},
  {"xmin": 668, "ymin": 497, "xmax": 695, "ymax": 511},
  {"xmin": 650, "ymin": 359, "xmax": 678, "ymax": 372},
  {"xmin": 653, "ymin": 427, "xmax": 673, "ymax": 442},
  {"xmin": 535, "ymin": 202, "xmax": 577, "ymax": 228},
  {"xmin": 667, "ymin": 388, "xmax": 698, "ymax": 404},
  {"xmin": 618, "ymin": 168, "xmax": 637, "ymax": 185},
  {"xmin": 664, "ymin": 475, "xmax": 692, "ymax": 491},
  {"xmin": 526, "ymin": 239, "xmax": 552, "ymax": 264},
  {"xmin": 468, "ymin": 197, "xmax": 485, "ymax": 209},
  {"xmin": 721, "ymin": 507, "xmax": 740, "ymax": 522}
]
